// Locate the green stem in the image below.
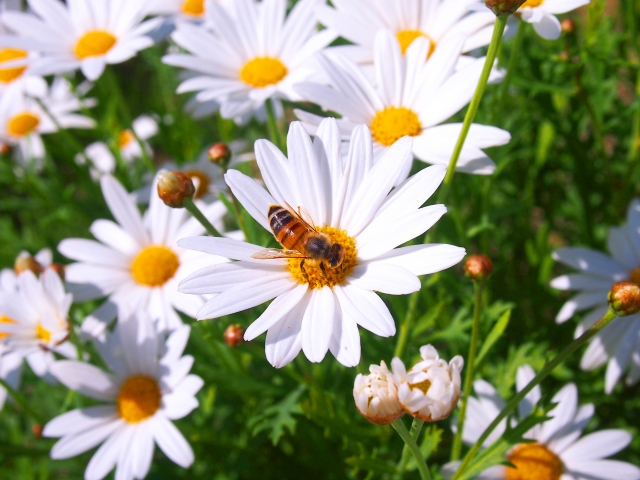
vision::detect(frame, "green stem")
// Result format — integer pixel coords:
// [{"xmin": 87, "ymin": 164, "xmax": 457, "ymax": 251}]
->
[
  {"xmin": 451, "ymin": 281, "xmax": 484, "ymax": 461},
  {"xmin": 394, "ymin": 291, "xmax": 420, "ymax": 359},
  {"xmin": 265, "ymin": 100, "xmax": 284, "ymax": 152},
  {"xmin": 392, "ymin": 418, "xmax": 432, "ymax": 480},
  {"xmin": 34, "ymin": 97, "xmax": 87, "ymax": 161},
  {"xmin": 397, "ymin": 418, "xmax": 425, "ymax": 475},
  {"xmin": 438, "ymin": 14, "xmax": 508, "ymax": 203},
  {"xmin": 0, "ymin": 378, "xmax": 44, "ymax": 424},
  {"xmin": 184, "ymin": 198, "xmax": 222, "ymax": 237},
  {"xmin": 452, "ymin": 309, "xmax": 618, "ymax": 480},
  {"xmin": 496, "ymin": 20, "xmax": 525, "ymax": 121}
]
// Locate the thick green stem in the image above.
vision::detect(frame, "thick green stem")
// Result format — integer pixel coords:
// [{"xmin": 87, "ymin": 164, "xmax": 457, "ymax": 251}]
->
[
  {"xmin": 0, "ymin": 378, "xmax": 44, "ymax": 424},
  {"xmin": 451, "ymin": 281, "xmax": 484, "ymax": 461},
  {"xmin": 184, "ymin": 198, "xmax": 222, "ymax": 237},
  {"xmin": 392, "ymin": 418, "xmax": 432, "ymax": 480},
  {"xmin": 265, "ymin": 100, "xmax": 284, "ymax": 152},
  {"xmin": 394, "ymin": 291, "xmax": 420, "ymax": 359},
  {"xmin": 438, "ymin": 15, "xmax": 508, "ymax": 203},
  {"xmin": 397, "ymin": 418, "xmax": 425, "ymax": 475},
  {"xmin": 452, "ymin": 309, "xmax": 618, "ymax": 480}
]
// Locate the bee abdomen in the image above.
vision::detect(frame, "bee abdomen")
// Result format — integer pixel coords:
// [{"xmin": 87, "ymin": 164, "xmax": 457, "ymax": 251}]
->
[{"xmin": 268, "ymin": 205, "xmax": 308, "ymax": 249}]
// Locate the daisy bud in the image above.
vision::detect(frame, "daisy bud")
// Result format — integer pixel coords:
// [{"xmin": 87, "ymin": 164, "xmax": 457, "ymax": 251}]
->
[
  {"xmin": 608, "ymin": 282, "xmax": 640, "ymax": 317},
  {"xmin": 0, "ymin": 142, "xmax": 11, "ymax": 155},
  {"xmin": 14, "ymin": 253, "xmax": 42, "ymax": 276},
  {"xmin": 157, "ymin": 170, "xmax": 195, "ymax": 208},
  {"xmin": 223, "ymin": 324, "xmax": 245, "ymax": 347},
  {"xmin": 485, "ymin": 0, "xmax": 526, "ymax": 16},
  {"xmin": 561, "ymin": 18, "xmax": 575, "ymax": 34},
  {"xmin": 32, "ymin": 424, "xmax": 42, "ymax": 437},
  {"xmin": 393, "ymin": 345, "xmax": 464, "ymax": 422},
  {"xmin": 464, "ymin": 254, "xmax": 493, "ymax": 282},
  {"xmin": 353, "ymin": 361, "xmax": 404, "ymax": 425},
  {"xmin": 208, "ymin": 143, "xmax": 231, "ymax": 165}
]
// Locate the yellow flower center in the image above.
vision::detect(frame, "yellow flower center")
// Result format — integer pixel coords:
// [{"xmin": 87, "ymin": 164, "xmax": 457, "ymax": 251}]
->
[
  {"xmin": 629, "ymin": 268, "xmax": 640, "ymax": 285},
  {"xmin": 371, "ymin": 106, "xmax": 422, "ymax": 147},
  {"xmin": 506, "ymin": 443, "xmax": 563, "ymax": 480},
  {"xmin": 130, "ymin": 246, "xmax": 180, "ymax": 287},
  {"xmin": 74, "ymin": 30, "xmax": 117, "ymax": 60},
  {"xmin": 117, "ymin": 375, "xmax": 161, "ymax": 423},
  {"xmin": 181, "ymin": 0, "xmax": 205, "ymax": 16},
  {"xmin": 36, "ymin": 322, "xmax": 51, "ymax": 343},
  {"xmin": 0, "ymin": 315, "xmax": 15, "ymax": 340},
  {"xmin": 7, "ymin": 112, "xmax": 39, "ymax": 137},
  {"xmin": 287, "ymin": 226, "xmax": 357, "ymax": 289},
  {"xmin": 240, "ymin": 57, "xmax": 288, "ymax": 88},
  {"xmin": 409, "ymin": 379, "xmax": 432, "ymax": 394},
  {"xmin": 118, "ymin": 129, "xmax": 135, "ymax": 148},
  {"xmin": 520, "ymin": 0, "xmax": 544, "ymax": 7},
  {"xmin": 395, "ymin": 29, "xmax": 437, "ymax": 57},
  {"xmin": 0, "ymin": 48, "xmax": 27, "ymax": 83},
  {"xmin": 184, "ymin": 169, "xmax": 210, "ymax": 199}
]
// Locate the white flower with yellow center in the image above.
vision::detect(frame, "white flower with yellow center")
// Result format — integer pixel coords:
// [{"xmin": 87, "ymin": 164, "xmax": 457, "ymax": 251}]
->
[
  {"xmin": 517, "ymin": 0, "xmax": 589, "ymax": 40},
  {"xmin": 551, "ymin": 199, "xmax": 640, "ymax": 394},
  {"xmin": 58, "ymin": 174, "xmax": 230, "ymax": 338},
  {"xmin": 295, "ymin": 30, "xmax": 510, "ymax": 183},
  {"xmin": 162, "ymin": 0, "xmax": 337, "ymax": 119},
  {"xmin": 354, "ymin": 360, "xmax": 404, "ymax": 425},
  {"xmin": 178, "ymin": 119, "xmax": 466, "ymax": 368},
  {"xmin": 147, "ymin": 0, "xmax": 231, "ymax": 21},
  {"xmin": 0, "ymin": 0, "xmax": 162, "ymax": 81},
  {"xmin": 43, "ymin": 314, "xmax": 202, "ymax": 480},
  {"xmin": 453, "ymin": 365, "xmax": 640, "ymax": 480}
]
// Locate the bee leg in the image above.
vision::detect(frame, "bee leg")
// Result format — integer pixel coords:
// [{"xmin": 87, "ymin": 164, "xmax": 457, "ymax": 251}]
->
[
  {"xmin": 300, "ymin": 260, "xmax": 310, "ymax": 283},
  {"xmin": 320, "ymin": 262, "xmax": 327, "ymax": 278}
]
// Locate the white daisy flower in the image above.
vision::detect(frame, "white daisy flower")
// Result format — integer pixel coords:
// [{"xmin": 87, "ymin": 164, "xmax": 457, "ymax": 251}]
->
[
  {"xmin": 43, "ymin": 314, "xmax": 203, "ymax": 480},
  {"xmin": 178, "ymin": 119, "xmax": 466, "ymax": 368},
  {"xmin": 79, "ymin": 141, "xmax": 117, "ymax": 179},
  {"xmin": 146, "ymin": 0, "xmax": 231, "ymax": 21},
  {"xmin": 354, "ymin": 360, "xmax": 404, "ymax": 425},
  {"xmin": 162, "ymin": 0, "xmax": 337, "ymax": 119},
  {"xmin": 0, "ymin": 0, "xmax": 162, "ymax": 81},
  {"xmin": 550, "ymin": 199, "xmax": 640, "ymax": 393},
  {"xmin": 518, "ymin": 0, "xmax": 590, "ymax": 40},
  {"xmin": 294, "ymin": 30, "xmax": 511, "ymax": 184},
  {"xmin": 58, "ymin": 174, "xmax": 230, "ymax": 338},
  {"xmin": 453, "ymin": 365, "xmax": 640, "ymax": 480}
]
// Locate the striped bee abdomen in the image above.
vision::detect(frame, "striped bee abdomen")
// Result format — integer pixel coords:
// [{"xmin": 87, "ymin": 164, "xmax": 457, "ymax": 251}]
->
[{"xmin": 267, "ymin": 205, "xmax": 310, "ymax": 251}]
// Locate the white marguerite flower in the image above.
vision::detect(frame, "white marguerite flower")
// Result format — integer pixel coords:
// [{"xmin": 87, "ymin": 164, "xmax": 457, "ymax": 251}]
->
[
  {"xmin": 43, "ymin": 313, "xmax": 203, "ymax": 480},
  {"xmin": 0, "ymin": 0, "xmax": 162, "ymax": 81},
  {"xmin": 162, "ymin": 0, "xmax": 337, "ymax": 119},
  {"xmin": 146, "ymin": 0, "xmax": 232, "ymax": 21},
  {"xmin": 295, "ymin": 30, "xmax": 511, "ymax": 184},
  {"xmin": 58, "ymin": 173, "xmax": 231, "ymax": 338},
  {"xmin": 517, "ymin": 0, "xmax": 590, "ymax": 40},
  {"xmin": 551, "ymin": 199, "xmax": 640, "ymax": 394},
  {"xmin": 392, "ymin": 344, "xmax": 463, "ymax": 422},
  {"xmin": 452, "ymin": 365, "xmax": 640, "ymax": 480},
  {"xmin": 354, "ymin": 360, "xmax": 404, "ymax": 425},
  {"xmin": 178, "ymin": 119, "xmax": 466, "ymax": 368}
]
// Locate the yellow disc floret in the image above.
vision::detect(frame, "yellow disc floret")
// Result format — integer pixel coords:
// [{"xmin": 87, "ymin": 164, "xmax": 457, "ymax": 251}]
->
[
  {"xmin": 117, "ymin": 375, "xmax": 161, "ymax": 423},
  {"xmin": 371, "ymin": 106, "xmax": 422, "ymax": 147},
  {"xmin": 520, "ymin": 0, "xmax": 544, "ymax": 7},
  {"xmin": 36, "ymin": 322, "xmax": 52, "ymax": 343},
  {"xmin": 182, "ymin": 0, "xmax": 205, "ymax": 16},
  {"xmin": 0, "ymin": 315, "xmax": 14, "ymax": 340},
  {"xmin": 131, "ymin": 246, "xmax": 180, "ymax": 287},
  {"xmin": 287, "ymin": 226, "xmax": 357, "ymax": 289},
  {"xmin": 74, "ymin": 30, "xmax": 117, "ymax": 60},
  {"xmin": 409, "ymin": 379, "xmax": 432, "ymax": 394},
  {"xmin": 8, "ymin": 112, "xmax": 39, "ymax": 137},
  {"xmin": 118, "ymin": 129, "xmax": 135, "ymax": 148},
  {"xmin": 395, "ymin": 30, "xmax": 436, "ymax": 57},
  {"xmin": 184, "ymin": 169, "xmax": 210, "ymax": 199},
  {"xmin": 0, "ymin": 48, "xmax": 28, "ymax": 83},
  {"xmin": 506, "ymin": 443, "xmax": 563, "ymax": 480},
  {"xmin": 240, "ymin": 57, "xmax": 288, "ymax": 88},
  {"xmin": 629, "ymin": 268, "xmax": 640, "ymax": 286}
]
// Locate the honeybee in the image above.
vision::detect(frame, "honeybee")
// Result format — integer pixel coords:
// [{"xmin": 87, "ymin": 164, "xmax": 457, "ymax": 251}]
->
[{"xmin": 251, "ymin": 204, "xmax": 345, "ymax": 277}]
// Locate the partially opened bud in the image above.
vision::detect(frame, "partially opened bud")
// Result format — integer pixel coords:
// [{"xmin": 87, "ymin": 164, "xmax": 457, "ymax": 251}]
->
[
  {"xmin": 464, "ymin": 254, "xmax": 493, "ymax": 282},
  {"xmin": 485, "ymin": 0, "xmax": 526, "ymax": 16},
  {"xmin": 608, "ymin": 282, "xmax": 640, "ymax": 317},
  {"xmin": 393, "ymin": 345, "xmax": 464, "ymax": 422},
  {"xmin": 353, "ymin": 360, "xmax": 404, "ymax": 425},
  {"xmin": 224, "ymin": 324, "xmax": 245, "ymax": 347},
  {"xmin": 14, "ymin": 253, "xmax": 42, "ymax": 276},
  {"xmin": 208, "ymin": 143, "xmax": 231, "ymax": 165},
  {"xmin": 157, "ymin": 170, "xmax": 195, "ymax": 208}
]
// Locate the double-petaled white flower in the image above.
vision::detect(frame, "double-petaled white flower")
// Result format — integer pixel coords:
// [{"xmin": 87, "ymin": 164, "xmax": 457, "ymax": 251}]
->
[
  {"xmin": 354, "ymin": 360, "xmax": 404, "ymax": 425},
  {"xmin": 518, "ymin": 0, "xmax": 589, "ymax": 40}
]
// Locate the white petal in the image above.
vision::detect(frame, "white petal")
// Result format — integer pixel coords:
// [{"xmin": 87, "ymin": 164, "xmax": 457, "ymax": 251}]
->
[
  {"xmin": 333, "ymin": 284, "xmax": 395, "ymax": 336},
  {"xmin": 50, "ymin": 361, "xmax": 118, "ymax": 401},
  {"xmin": 566, "ymin": 460, "xmax": 640, "ymax": 480},
  {"xmin": 562, "ymin": 430, "xmax": 632, "ymax": 464},
  {"xmin": 244, "ymin": 283, "xmax": 308, "ymax": 340},
  {"xmin": 100, "ymin": 175, "xmax": 149, "ymax": 245},
  {"xmin": 372, "ymin": 244, "xmax": 466, "ymax": 276},
  {"xmin": 516, "ymin": 365, "xmax": 540, "ymax": 419},
  {"xmin": 329, "ymin": 309, "xmax": 361, "ymax": 367},
  {"xmin": 151, "ymin": 415, "xmax": 194, "ymax": 468},
  {"xmin": 225, "ymin": 169, "xmax": 276, "ymax": 231},
  {"xmin": 301, "ymin": 287, "xmax": 334, "ymax": 363},
  {"xmin": 552, "ymin": 248, "xmax": 625, "ymax": 279},
  {"xmin": 50, "ymin": 419, "xmax": 121, "ymax": 460},
  {"xmin": 348, "ymin": 263, "xmax": 420, "ymax": 295},
  {"xmin": 43, "ymin": 405, "xmax": 117, "ymax": 438},
  {"xmin": 532, "ymin": 12, "xmax": 562, "ymax": 40},
  {"xmin": 265, "ymin": 293, "xmax": 307, "ymax": 368}
]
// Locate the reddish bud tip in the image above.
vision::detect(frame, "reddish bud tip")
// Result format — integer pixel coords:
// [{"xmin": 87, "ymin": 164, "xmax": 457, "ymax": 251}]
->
[
  {"xmin": 14, "ymin": 254, "xmax": 42, "ymax": 276},
  {"xmin": 157, "ymin": 171, "xmax": 195, "ymax": 208},
  {"xmin": 608, "ymin": 282, "xmax": 640, "ymax": 317},
  {"xmin": 32, "ymin": 424, "xmax": 42, "ymax": 437},
  {"xmin": 208, "ymin": 143, "xmax": 231, "ymax": 164},
  {"xmin": 561, "ymin": 18, "xmax": 575, "ymax": 33},
  {"xmin": 464, "ymin": 254, "xmax": 493, "ymax": 282},
  {"xmin": 0, "ymin": 142, "xmax": 11, "ymax": 155},
  {"xmin": 224, "ymin": 325, "xmax": 245, "ymax": 347},
  {"xmin": 48, "ymin": 263, "xmax": 66, "ymax": 281},
  {"xmin": 485, "ymin": 0, "xmax": 526, "ymax": 16}
]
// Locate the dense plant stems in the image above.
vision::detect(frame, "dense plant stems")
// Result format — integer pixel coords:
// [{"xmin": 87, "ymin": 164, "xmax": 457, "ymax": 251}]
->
[
  {"xmin": 0, "ymin": 378, "xmax": 44, "ymax": 424},
  {"xmin": 184, "ymin": 198, "xmax": 222, "ymax": 237},
  {"xmin": 392, "ymin": 418, "xmax": 432, "ymax": 480}
]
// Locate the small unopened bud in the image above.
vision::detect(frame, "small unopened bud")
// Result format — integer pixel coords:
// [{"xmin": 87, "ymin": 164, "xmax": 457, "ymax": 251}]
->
[
  {"xmin": 14, "ymin": 253, "xmax": 42, "ymax": 276},
  {"xmin": 608, "ymin": 282, "xmax": 640, "ymax": 317},
  {"xmin": 208, "ymin": 143, "xmax": 231, "ymax": 164},
  {"xmin": 157, "ymin": 170, "xmax": 195, "ymax": 208},
  {"xmin": 354, "ymin": 360, "xmax": 404, "ymax": 425},
  {"xmin": 464, "ymin": 254, "xmax": 493, "ymax": 282},
  {"xmin": 485, "ymin": 0, "xmax": 526, "ymax": 16},
  {"xmin": 224, "ymin": 324, "xmax": 245, "ymax": 347},
  {"xmin": 561, "ymin": 18, "xmax": 575, "ymax": 33},
  {"xmin": 393, "ymin": 345, "xmax": 464, "ymax": 422},
  {"xmin": 0, "ymin": 142, "xmax": 11, "ymax": 155},
  {"xmin": 32, "ymin": 423, "xmax": 42, "ymax": 437},
  {"xmin": 47, "ymin": 263, "xmax": 66, "ymax": 281}
]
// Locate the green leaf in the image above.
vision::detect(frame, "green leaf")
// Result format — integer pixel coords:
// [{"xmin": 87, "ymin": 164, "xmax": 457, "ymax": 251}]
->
[
  {"xmin": 247, "ymin": 385, "xmax": 306, "ymax": 445},
  {"xmin": 475, "ymin": 310, "xmax": 511, "ymax": 368},
  {"xmin": 406, "ymin": 425, "xmax": 443, "ymax": 471}
]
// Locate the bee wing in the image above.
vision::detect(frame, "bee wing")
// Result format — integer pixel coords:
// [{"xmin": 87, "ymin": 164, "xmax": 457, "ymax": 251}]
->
[
  {"xmin": 251, "ymin": 248, "xmax": 308, "ymax": 260},
  {"xmin": 284, "ymin": 201, "xmax": 317, "ymax": 232}
]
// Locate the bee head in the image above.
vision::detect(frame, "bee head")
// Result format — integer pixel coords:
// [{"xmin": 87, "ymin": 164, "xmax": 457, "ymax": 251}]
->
[{"xmin": 327, "ymin": 243, "xmax": 345, "ymax": 268}]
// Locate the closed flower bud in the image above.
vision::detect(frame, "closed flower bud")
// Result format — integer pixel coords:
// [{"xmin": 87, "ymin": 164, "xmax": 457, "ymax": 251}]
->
[
  {"xmin": 208, "ymin": 143, "xmax": 231, "ymax": 165},
  {"xmin": 353, "ymin": 360, "xmax": 404, "ymax": 425},
  {"xmin": 224, "ymin": 324, "xmax": 245, "ymax": 347},
  {"xmin": 464, "ymin": 254, "xmax": 493, "ymax": 281},
  {"xmin": 608, "ymin": 282, "xmax": 640, "ymax": 317},
  {"xmin": 561, "ymin": 18, "xmax": 575, "ymax": 33},
  {"xmin": 393, "ymin": 345, "xmax": 464, "ymax": 422},
  {"xmin": 485, "ymin": 0, "xmax": 526, "ymax": 16},
  {"xmin": 14, "ymin": 253, "xmax": 42, "ymax": 276},
  {"xmin": 157, "ymin": 170, "xmax": 195, "ymax": 208}
]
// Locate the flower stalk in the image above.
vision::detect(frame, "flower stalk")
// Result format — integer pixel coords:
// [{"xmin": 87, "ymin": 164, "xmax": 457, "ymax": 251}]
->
[
  {"xmin": 397, "ymin": 418, "xmax": 425, "ymax": 475},
  {"xmin": 392, "ymin": 418, "xmax": 432, "ymax": 480},
  {"xmin": 184, "ymin": 198, "xmax": 222, "ymax": 237}
]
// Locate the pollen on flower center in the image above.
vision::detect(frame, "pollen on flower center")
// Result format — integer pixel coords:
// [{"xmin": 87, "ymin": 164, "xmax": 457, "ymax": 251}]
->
[
  {"xmin": 117, "ymin": 375, "xmax": 161, "ymax": 423},
  {"xmin": 0, "ymin": 48, "xmax": 28, "ymax": 83},
  {"xmin": 0, "ymin": 315, "xmax": 15, "ymax": 340},
  {"xmin": 74, "ymin": 30, "xmax": 117, "ymax": 60},
  {"xmin": 371, "ymin": 106, "xmax": 422, "ymax": 147},
  {"xmin": 629, "ymin": 268, "xmax": 640, "ymax": 285},
  {"xmin": 118, "ymin": 129, "xmax": 135, "ymax": 148},
  {"xmin": 287, "ymin": 226, "xmax": 357, "ymax": 289},
  {"xmin": 7, "ymin": 112, "xmax": 39, "ymax": 137},
  {"xmin": 240, "ymin": 57, "xmax": 288, "ymax": 88},
  {"xmin": 395, "ymin": 29, "xmax": 436, "ymax": 57},
  {"xmin": 506, "ymin": 443, "xmax": 563, "ymax": 480},
  {"xmin": 520, "ymin": 0, "xmax": 544, "ymax": 7},
  {"xmin": 409, "ymin": 379, "xmax": 431, "ymax": 394},
  {"xmin": 36, "ymin": 322, "xmax": 52, "ymax": 343},
  {"xmin": 182, "ymin": 0, "xmax": 205, "ymax": 16},
  {"xmin": 184, "ymin": 169, "xmax": 210, "ymax": 199},
  {"xmin": 131, "ymin": 246, "xmax": 180, "ymax": 287}
]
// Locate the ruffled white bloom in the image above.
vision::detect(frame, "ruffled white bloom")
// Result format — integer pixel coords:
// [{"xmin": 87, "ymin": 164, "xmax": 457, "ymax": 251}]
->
[
  {"xmin": 295, "ymin": 30, "xmax": 510, "ymax": 183},
  {"xmin": 58, "ymin": 174, "xmax": 231, "ymax": 338},
  {"xmin": 392, "ymin": 344, "xmax": 463, "ymax": 422},
  {"xmin": 550, "ymin": 199, "xmax": 640, "ymax": 393},
  {"xmin": 43, "ymin": 314, "xmax": 203, "ymax": 480},
  {"xmin": 354, "ymin": 360, "xmax": 404, "ymax": 425},
  {"xmin": 162, "ymin": 0, "xmax": 336, "ymax": 119},
  {"xmin": 518, "ymin": 0, "xmax": 590, "ymax": 40},
  {"xmin": 0, "ymin": 248, "xmax": 53, "ymax": 291},
  {"xmin": 0, "ymin": 0, "xmax": 162, "ymax": 81},
  {"xmin": 452, "ymin": 365, "xmax": 640, "ymax": 480},
  {"xmin": 178, "ymin": 119, "xmax": 466, "ymax": 368}
]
